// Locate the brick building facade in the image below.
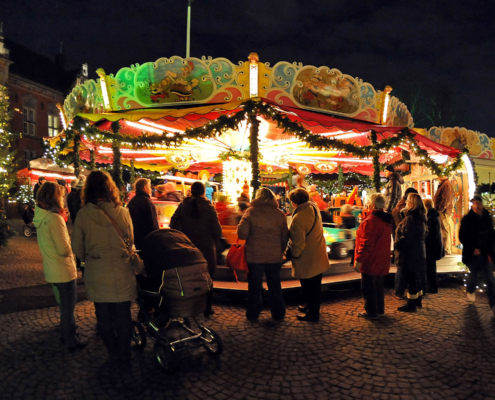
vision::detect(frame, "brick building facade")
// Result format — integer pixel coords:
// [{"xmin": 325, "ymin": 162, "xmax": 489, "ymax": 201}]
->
[{"xmin": 0, "ymin": 29, "xmax": 86, "ymax": 168}]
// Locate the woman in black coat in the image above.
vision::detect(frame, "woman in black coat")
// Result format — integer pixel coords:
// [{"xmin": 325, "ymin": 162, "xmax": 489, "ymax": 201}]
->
[
  {"xmin": 394, "ymin": 193, "xmax": 427, "ymax": 312},
  {"xmin": 170, "ymin": 182, "xmax": 222, "ymax": 316},
  {"xmin": 424, "ymin": 199, "xmax": 444, "ymax": 294}
]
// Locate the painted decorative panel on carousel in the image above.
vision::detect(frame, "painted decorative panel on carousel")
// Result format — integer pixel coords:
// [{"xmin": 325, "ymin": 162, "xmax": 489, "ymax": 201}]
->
[
  {"xmin": 427, "ymin": 126, "xmax": 494, "ymax": 160},
  {"xmin": 98, "ymin": 57, "xmax": 250, "ymax": 112}
]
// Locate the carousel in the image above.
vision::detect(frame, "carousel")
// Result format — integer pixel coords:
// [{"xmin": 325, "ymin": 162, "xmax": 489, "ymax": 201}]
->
[{"xmin": 46, "ymin": 53, "xmax": 474, "ymax": 285}]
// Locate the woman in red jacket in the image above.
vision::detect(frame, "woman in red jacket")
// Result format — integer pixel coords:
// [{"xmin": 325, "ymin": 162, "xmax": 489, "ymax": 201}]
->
[{"xmin": 354, "ymin": 193, "xmax": 393, "ymax": 320}]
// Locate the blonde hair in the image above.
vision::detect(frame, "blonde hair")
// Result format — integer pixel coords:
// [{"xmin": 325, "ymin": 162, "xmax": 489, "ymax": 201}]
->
[
  {"xmin": 255, "ymin": 187, "xmax": 275, "ymax": 201},
  {"xmin": 407, "ymin": 193, "xmax": 426, "ymax": 216},
  {"xmin": 36, "ymin": 181, "xmax": 63, "ymax": 210}
]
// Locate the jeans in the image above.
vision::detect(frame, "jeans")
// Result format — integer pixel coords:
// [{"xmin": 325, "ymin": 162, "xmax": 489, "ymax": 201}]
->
[
  {"xmin": 94, "ymin": 302, "xmax": 133, "ymax": 361},
  {"xmin": 246, "ymin": 263, "xmax": 285, "ymax": 320},
  {"xmin": 426, "ymin": 257, "xmax": 438, "ymax": 293},
  {"xmin": 300, "ymin": 273, "xmax": 323, "ymax": 316},
  {"xmin": 466, "ymin": 255, "xmax": 495, "ymax": 307},
  {"xmin": 361, "ymin": 274, "xmax": 385, "ymax": 317},
  {"xmin": 52, "ymin": 280, "xmax": 78, "ymax": 347},
  {"xmin": 394, "ymin": 267, "xmax": 407, "ymax": 297}
]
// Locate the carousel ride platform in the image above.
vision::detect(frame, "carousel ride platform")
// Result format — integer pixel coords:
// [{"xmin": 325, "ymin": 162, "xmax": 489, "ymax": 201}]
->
[{"xmin": 213, "ymin": 254, "xmax": 464, "ymax": 292}]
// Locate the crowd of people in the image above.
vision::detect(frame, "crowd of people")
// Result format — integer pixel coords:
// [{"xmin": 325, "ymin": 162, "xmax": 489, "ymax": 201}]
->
[{"xmin": 29, "ymin": 167, "xmax": 495, "ymax": 363}]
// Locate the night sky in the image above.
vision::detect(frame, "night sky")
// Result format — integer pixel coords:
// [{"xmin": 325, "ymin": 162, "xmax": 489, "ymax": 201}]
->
[{"xmin": 3, "ymin": 0, "xmax": 495, "ymax": 134}]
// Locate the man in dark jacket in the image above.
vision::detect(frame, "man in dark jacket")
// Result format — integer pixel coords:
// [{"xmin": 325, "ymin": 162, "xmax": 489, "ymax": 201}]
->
[
  {"xmin": 354, "ymin": 193, "xmax": 393, "ymax": 319},
  {"xmin": 434, "ymin": 175, "xmax": 454, "ymax": 255},
  {"xmin": 459, "ymin": 195, "xmax": 495, "ymax": 316},
  {"xmin": 67, "ymin": 178, "xmax": 82, "ymax": 225},
  {"xmin": 128, "ymin": 178, "xmax": 159, "ymax": 252},
  {"xmin": 384, "ymin": 165, "xmax": 403, "ymax": 213},
  {"xmin": 33, "ymin": 176, "xmax": 46, "ymax": 200}
]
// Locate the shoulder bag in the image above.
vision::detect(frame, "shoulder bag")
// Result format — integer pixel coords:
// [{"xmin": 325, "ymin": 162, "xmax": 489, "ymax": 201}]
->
[{"xmin": 96, "ymin": 205, "xmax": 145, "ymax": 275}]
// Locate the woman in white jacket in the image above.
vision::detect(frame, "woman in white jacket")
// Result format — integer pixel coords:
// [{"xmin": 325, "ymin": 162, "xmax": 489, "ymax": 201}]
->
[
  {"xmin": 33, "ymin": 182, "xmax": 85, "ymax": 350},
  {"xmin": 72, "ymin": 171, "xmax": 137, "ymax": 363}
]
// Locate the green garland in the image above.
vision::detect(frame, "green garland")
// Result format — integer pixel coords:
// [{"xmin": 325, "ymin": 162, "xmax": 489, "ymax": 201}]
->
[
  {"xmin": 89, "ymin": 149, "xmax": 96, "ymax": 171},
  {"xmin": 73, "ymin": 133, "xmax": 81, "ymax": 177},
  {"xmin": 219, "ymin": 150, "xmax": 251, "ymax": 161},
  {"xmin": 110, "ymin": 121, "xmax": 124, "ymax": 189},
  {"xmin": 249, "ymin": 115, "xmax": 261, "ymax": 197},
  {"xmin": 337, "ymin": 165, "xmax": 344, "ymax": 193},
  {"xmin": 307, "ymin": 172, "xmax": 374, "ymax": 196},
  {"xmin": 52, "ymin": 99, "xmax": 466, "ymax": 190}
]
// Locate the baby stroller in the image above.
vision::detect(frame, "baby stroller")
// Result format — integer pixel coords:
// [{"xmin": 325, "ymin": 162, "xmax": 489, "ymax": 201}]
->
[
  {"xmin": 132, "ymin": 229, "xmax": 223, "ymax": 372},
  {"xmin": 21, "ymin": 205, "xmax": 36, "ymax": 237}
]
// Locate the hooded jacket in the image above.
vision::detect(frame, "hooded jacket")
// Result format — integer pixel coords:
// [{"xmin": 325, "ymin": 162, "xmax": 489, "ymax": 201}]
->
[
  {"xmin": 33, "ymin": 206, "xmax": 77, "ymax": 283},
  {"xmin": 426, "ymin": 208, "xmax": 444, "ymax": 261},
  {"xmin": 289, "ymin": 202, "xmax": 329, "ymax": 279},
  {"xmin": 384, "ymin": 172, "xmax": 404, "ymax": 213},
  {"xmin": 394, "ymin": 208, "xmax": 427, "ymax": 271},
  {"xmin": 237, "ymin": 198, "xmax": 289, "ymax": 264},
  {"xmin": 354, "ymin": 210, "xmax": 393, "ymax": 276},
  {"xmin": 71, "ymin": 201, "xmax": 137, "ymax": 303}
]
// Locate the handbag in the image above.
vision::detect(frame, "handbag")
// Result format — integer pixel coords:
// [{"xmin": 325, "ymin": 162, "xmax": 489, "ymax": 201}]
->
[
  {"xmin": 226, "ymin": 239, "xmax": 248, "ymax": 282},
  {"xmin": 96, "ymin": 205, "xmax": 145, "ymax": 275}
]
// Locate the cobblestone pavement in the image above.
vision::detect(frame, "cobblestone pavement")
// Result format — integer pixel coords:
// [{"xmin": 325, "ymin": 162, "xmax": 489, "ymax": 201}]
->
[
  {"xmin": 0, "ymin": 222, "xmax": 45, "ymax": 290},
  {"xmin": 1, "ymin": 223, "xmax": 495, "ymax": 399}
]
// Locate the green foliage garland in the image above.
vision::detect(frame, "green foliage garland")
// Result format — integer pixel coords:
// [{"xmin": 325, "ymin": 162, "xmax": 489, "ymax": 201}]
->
[
  {"xmin": 249, "ymin": 115, "xmax": 261, "ymax": 197},
  {"xmin": 337, "ymin": 165, "xmax": 344, "ymax": 193},
  {"xmin": 52, "ymin": 99, "xmax": 466, "ymax": 190}
]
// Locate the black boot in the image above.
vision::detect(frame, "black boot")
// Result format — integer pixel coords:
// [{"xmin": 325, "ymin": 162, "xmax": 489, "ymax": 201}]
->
[
  {"xmin": 416, "ymin": 296, "xmax": 423, "ymax": 309},
  {"xmin": 397, "ymin": 299, "xmax": 417, "ymax": 312}
]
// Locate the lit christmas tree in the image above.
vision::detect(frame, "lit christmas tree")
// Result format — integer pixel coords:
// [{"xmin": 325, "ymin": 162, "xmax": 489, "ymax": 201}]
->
[{"xmin": 0, "ymin": 85, "xmax": 18, "ymax": 199}]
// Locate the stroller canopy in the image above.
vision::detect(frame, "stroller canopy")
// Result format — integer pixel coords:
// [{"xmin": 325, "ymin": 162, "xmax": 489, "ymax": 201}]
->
[{"xmin": 142, "ymin": 229, "xmax": 207, "ymax": 278}]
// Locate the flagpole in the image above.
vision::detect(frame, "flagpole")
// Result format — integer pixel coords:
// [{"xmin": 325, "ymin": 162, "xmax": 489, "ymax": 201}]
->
[{"xmin": 186, "ymin": 0, "xmax": 193, "ymax": 58}]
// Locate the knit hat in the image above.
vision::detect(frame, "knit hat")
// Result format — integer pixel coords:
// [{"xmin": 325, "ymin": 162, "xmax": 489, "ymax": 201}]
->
[
  {"xmin": 471, "ymin": 194, "xmax": 483, "ymax": 203},
  {"xmin": 385, "ymin": 165, "xmax": 394, "ymax": 172}
]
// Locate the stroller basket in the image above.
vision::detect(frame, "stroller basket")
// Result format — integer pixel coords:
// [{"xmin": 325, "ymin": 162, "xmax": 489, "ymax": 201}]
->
[{"xmin": 138, "ymin": 285, "xmax": 207, "ymax": 318}]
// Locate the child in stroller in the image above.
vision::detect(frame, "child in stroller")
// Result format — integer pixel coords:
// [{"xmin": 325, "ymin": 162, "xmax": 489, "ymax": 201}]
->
[
  {"xmin": 133, "ymin": 229, "xmax": 223, "ymax": 371},
  {"xmin": 21, "ymin": 205, "xmax": 36, "ymax": 237}
]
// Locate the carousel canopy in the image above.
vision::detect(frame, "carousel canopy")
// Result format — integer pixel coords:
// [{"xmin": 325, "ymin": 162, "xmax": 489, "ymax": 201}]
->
[{"xmin": 57, "ymin": 98, "xmax": 459, "ymax": 176}]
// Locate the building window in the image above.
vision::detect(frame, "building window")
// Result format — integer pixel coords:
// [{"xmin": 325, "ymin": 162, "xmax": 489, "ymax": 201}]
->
[
  {"xmin": 23, "ymin": 107, "xmax": 36, "ymax": 136},
  {"xmin": 48, "ymin": 114, "xmax": 60, "ymax": 137}
]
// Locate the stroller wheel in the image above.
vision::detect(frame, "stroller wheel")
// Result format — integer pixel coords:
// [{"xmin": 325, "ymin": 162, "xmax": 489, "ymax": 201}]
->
[
  {"xmin": 23, "ymin": 225, "xmax": 33, "ymax": 237},
  {"xmin": 154, "ymin": 341, "xmax": 174, "ymax": 372},
  {"xmin": 132, "ymin": 321, "xmax": 147, "ymax": 349},
  {"xmin": 201, "ymin": 328, "xmax": 223, "ymax": 356}
]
